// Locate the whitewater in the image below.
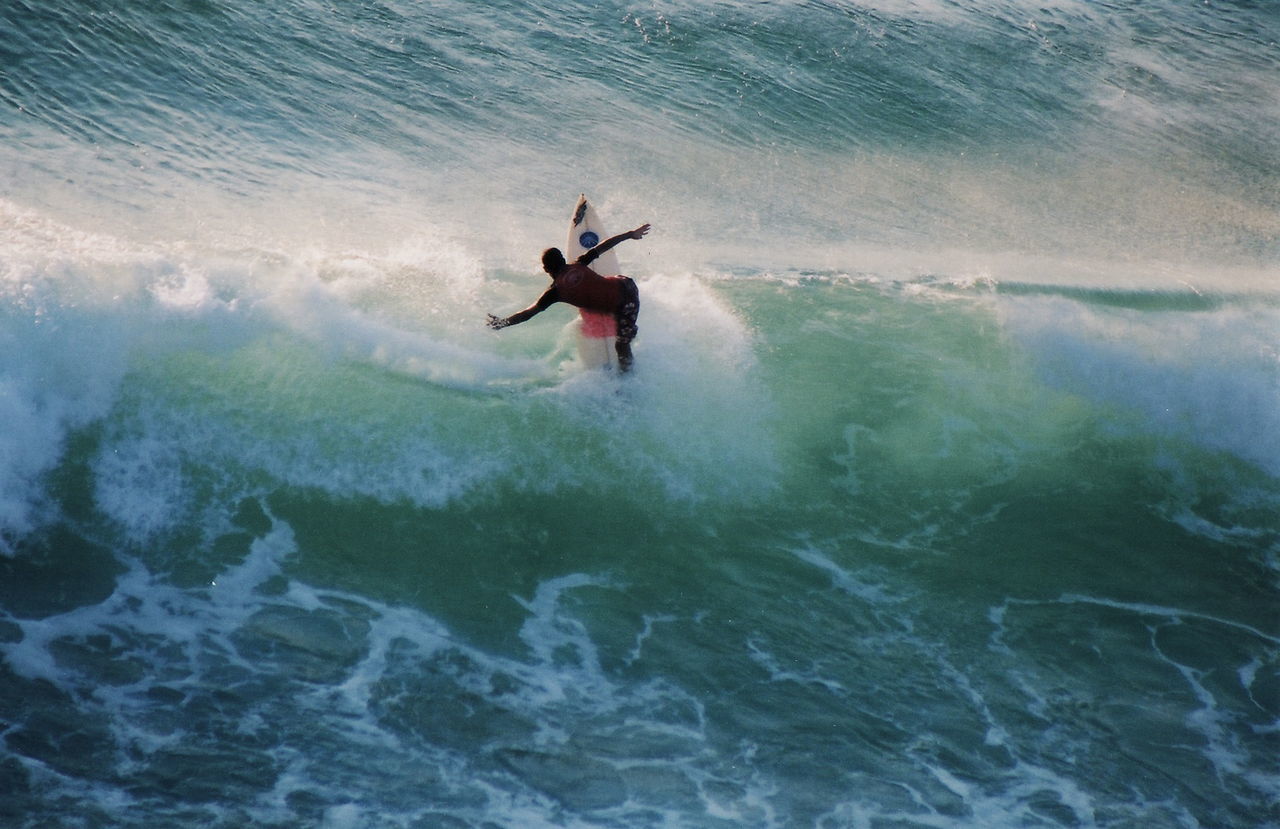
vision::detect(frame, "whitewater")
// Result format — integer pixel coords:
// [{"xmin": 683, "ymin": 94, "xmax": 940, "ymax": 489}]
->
[{"xmin": 1, "ymin": 1, "xmax": 1277, "ymax": 827}]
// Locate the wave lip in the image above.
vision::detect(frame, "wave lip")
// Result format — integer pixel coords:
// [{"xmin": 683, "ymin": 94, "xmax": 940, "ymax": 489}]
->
[{"xmin": 997, "ymin": 288, "xmax": 1280, "ymax": 478}]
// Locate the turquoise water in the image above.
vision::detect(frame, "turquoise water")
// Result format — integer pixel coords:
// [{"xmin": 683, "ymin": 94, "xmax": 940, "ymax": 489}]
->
[{"xmin": 1, "ymin": 2, "xmax": 1277, "ymax": 826}]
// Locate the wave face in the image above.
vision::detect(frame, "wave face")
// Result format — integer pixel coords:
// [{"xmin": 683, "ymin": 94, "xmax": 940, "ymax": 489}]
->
[{"xmin": 1, "ymin": 1, "xmax": 1277, "ymax": 826}]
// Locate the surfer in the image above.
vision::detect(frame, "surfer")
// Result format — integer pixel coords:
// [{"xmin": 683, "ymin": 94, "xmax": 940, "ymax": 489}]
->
[{"xmin": 487, "ymin": 223, "xmax": 651, "ymax": 371}]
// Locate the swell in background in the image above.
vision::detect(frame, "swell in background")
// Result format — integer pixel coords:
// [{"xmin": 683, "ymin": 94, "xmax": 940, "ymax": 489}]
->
[{"xmin": 1, "ymin": 0, "xmax": 1276, "ymax": 273}]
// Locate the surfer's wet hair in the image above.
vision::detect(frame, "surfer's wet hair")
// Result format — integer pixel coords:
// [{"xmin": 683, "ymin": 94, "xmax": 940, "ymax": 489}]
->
[{"xmin": 541, "ymin": 247, "xmax": 566, "ymax": 274}]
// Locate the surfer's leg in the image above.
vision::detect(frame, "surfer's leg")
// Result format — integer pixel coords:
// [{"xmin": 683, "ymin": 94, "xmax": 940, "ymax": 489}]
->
[
  {"xmin": 614, "ymin": 278, "xmax": 639, "ymax": 372},
  {"xmin": 615, "ymin": 339, "xmax": 633, "ymax": 372}
]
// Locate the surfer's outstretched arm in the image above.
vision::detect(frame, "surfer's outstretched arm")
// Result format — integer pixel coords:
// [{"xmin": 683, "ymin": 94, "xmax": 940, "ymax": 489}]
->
[
  {"xmin": 576, "ymin": 224, "xmax": 651, "ymax": 266},
  {"xmin": 487, "ymin": 286, "xmax": 558, "ymax": 330}
]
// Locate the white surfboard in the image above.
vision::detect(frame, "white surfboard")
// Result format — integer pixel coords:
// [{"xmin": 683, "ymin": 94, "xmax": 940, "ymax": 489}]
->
[{"xmin": 565, "ymin": 194, "xmax": 619, "ymax": 371}]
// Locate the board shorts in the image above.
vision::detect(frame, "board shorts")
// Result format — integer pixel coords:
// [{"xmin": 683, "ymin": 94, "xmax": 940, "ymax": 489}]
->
[{"xmin": 615, "ymin": 277, "xmax": 639, "ymax": 343}]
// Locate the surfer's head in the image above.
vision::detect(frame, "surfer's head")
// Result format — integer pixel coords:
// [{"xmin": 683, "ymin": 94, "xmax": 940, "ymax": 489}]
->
[{"xmin": 541, "ymin": 247, "xmax": 566, "ymax": 275}]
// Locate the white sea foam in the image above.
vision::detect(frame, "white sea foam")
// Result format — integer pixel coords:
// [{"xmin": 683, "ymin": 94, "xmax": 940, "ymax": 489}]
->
[
  {"xmin": 0, "ymin": 203, "xmax": 136, "ymax": 551},
  {"xmin": 998, "ymin": 294, "xmax": 1280, "ymax": 477},
  {"xmin": 549, "ymin": 271, "xmax": 780, "ymax": 503},
  {"xmin": 790, "ymin": 542, "xmax": 904, "ymax": 606}
]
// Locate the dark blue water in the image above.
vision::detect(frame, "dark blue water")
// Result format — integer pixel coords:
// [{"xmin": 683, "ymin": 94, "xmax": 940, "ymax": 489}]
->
[{"xmin": 1, "ymin": 1, "xmax": 1277, "ymax": 826}]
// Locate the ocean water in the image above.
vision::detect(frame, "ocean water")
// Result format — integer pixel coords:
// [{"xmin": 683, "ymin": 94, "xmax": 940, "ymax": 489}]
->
[{"xmin": 1, "ymin": 1, "xmax": 1278, "ymax": 826}]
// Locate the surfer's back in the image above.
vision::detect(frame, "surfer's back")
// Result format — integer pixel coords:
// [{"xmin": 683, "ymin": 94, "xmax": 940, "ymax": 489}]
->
[{"xmin": 554, "ymin": 264, "xmax": 629, "ymax": 313}]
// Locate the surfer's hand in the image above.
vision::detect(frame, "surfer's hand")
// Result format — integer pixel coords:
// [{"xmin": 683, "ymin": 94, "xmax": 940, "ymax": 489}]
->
[
  {"xmin": 486, "ymin": 314, "xmax": 509, "ymax": 330},
  {"xmin": 629, "ymin": 223, "xmax": 651, "ymax": 240}
]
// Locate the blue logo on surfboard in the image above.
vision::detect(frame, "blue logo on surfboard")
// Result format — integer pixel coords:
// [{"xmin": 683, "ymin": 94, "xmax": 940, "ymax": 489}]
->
[{"xmin": 578, "ymin": 231, "xmax": 599, "ymax": 249}]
